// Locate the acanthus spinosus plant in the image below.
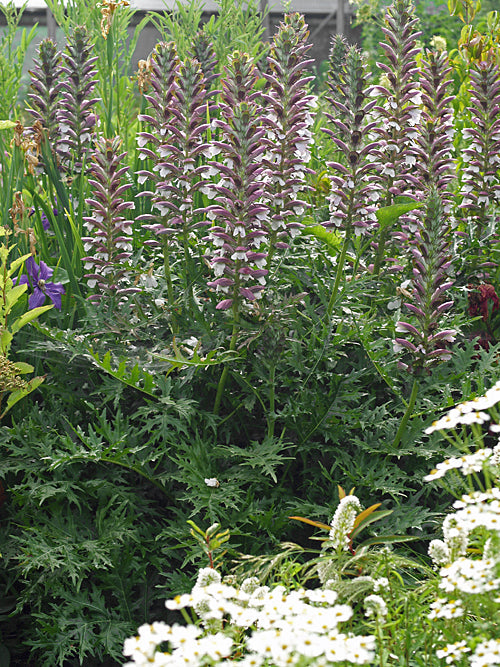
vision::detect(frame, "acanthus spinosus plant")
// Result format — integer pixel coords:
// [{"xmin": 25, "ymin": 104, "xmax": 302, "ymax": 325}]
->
[
  {"xmin": 137, "ymin": 50, "xmax": 215, "ymax": 302},
  {"xmin": 325, "ymin": 45, "xmax": 379, "ymax": 238},
  {"xmin": 26, "ymin": 38, "xmax": 62, "ymax": 136},
  {"xmin": 370, "ymin": 0, "xmax": 422, "ymax": 274},
  {"xmin": 136, "ymin": 41, "xmax": 181, "ymax": 301},
  {"xmin": 327, "ymin": 34, "xmax": 349, "ymax": 111},
  {"xmin": 26, "ymin": 37, "xmax": 63, "ymax": 155},
  {"xmin": 204, "ymin": 51, "xmax": 269, "ymax": 313},
  {"xmin": 414, "ymin": 48, "xmax": 456, "ymax": 208},
  {"xmin": 82, "ymin": 135, "xmax": 140, "ymax": 301},
  {"xmin": 323, "ymin": 44, "xmax": 380, "ymax": 308},
  {"xmin": 57, "ymin": 25, "xmax": 100, "ymax": 174},
  {"xmin": 394, "ymin": 187, "xmax": 455, "ymax": 374},
  {"xmin": 260, "ymin": 12, "xmax": 315, "ymax": 270},
  {"xmin": 458, "ymin": 58, "xmax": 500, "ymax": 244},
  {"xmin": 190, "ymin": 29, "xmax": 219, "ymax": 90}
]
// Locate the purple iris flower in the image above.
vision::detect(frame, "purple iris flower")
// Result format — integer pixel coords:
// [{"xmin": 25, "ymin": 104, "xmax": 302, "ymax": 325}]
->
[
  {"xmin": 15, "ymin": 257, "xmax": 65, "ymax": 310},
  {"xmin": 40, "ymin": 208, "xmax": 54, "ymax": 231}
]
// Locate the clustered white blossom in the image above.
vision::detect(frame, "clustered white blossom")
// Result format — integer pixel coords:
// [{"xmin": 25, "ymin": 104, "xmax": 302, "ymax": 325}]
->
[
  {"xmin": 364, "ymin": 594, "xmax": 388, "ymax": 619},
  {"xmin": 425, "ymin": 381, "xmax": 500, "ymax": 666},
  {"xmin": 425, "ymin": 381, "xmax": 500, "ymax": 434},
  {"xmin": 123, "ymin": 569, "xmax": 376, "ymax": 666}
]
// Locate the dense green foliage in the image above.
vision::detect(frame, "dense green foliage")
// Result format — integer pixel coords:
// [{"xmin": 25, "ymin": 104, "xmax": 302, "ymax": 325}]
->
[{"xmin": 0, "ymin": 0, "xmax": 499, "ymax": 664}]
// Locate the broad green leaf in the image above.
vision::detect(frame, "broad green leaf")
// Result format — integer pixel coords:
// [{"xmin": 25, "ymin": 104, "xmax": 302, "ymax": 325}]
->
[
  {"xmin": 1, "ymin": 375, "xmax": 45, "ymax": 420},
  {"xmin": 0, "ymin": 330, "xmax": 13, "ymax": 355},
  {"xmin": 302, "ymin": 225, "xmax": 341, "ymax": 253},
  {"xmin": 376, "ymin": 202, "xmax": 423, "ymax": 230},
  {"xmin": 11, "ymin": 304, "xmax": 53, "ymax": 333},
  {"xmin": 11, "ymin": 361, "xmax": 34, "ymax": 374},
  {"xmin": 5, "ymin": 284, "xmax": 28, "ymax": 313},
  {"xmin": 0, "ymin": 120, "xmax": 16, "ymax": 130},
  {"xmin": 7, "ymin": 252, "xmax": 32, "ymax": 277}
]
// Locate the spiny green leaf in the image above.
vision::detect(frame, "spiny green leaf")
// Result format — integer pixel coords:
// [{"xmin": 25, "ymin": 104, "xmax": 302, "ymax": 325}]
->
[{"xmin": 154, "ymin": 338, "xmax": 242, "ymax": 375}]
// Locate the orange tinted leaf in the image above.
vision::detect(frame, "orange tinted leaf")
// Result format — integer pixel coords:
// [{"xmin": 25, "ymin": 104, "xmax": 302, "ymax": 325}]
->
[
  {"xmin": 289, "ymin": 516, "xmax": 331, "ymax": 532},
  {"xmin": 352, "ymin": 503, "xmax": 382, "ymax": 530}
]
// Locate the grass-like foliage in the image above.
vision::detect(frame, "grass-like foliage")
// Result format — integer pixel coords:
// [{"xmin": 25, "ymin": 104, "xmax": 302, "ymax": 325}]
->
[{"xmin": 0, "ymin": 0, "xmax": 500, "ymax": 663}]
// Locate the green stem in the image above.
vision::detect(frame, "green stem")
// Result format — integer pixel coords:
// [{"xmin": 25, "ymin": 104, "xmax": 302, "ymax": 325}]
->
[
  {"xmin": 392, "ymin": 378, "xmax": 419, "ymax": 450},
  {"xmin": 327, "ymin": 230, "xmax": 351, "ymax": 318},
  {"xmin": 327, "ymin": 187, "xmax": 356, "ymax": 318},
  {"xmin": 372, "ymin": 227, "xmax": 388, "ymax": 276},
  {"xmin": 213, "ymin": 297, "xmax": 240, "ymax": 416},
  {"xmin": 162, "ymin": 237, "xmax": 174, "ymax": 307},
  {"xmin": 373, "ymin": 184, "xmax": 394, "ymax": 276},
  {"xmin": 267, "ymin": 363, "xmax": 276, "ymax": 439}
]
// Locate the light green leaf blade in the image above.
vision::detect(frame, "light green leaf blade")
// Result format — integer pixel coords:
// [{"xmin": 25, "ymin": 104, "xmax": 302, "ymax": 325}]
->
[{"xmin": 11, "ymin": 304, "xmax": 53, "ymax": 334}]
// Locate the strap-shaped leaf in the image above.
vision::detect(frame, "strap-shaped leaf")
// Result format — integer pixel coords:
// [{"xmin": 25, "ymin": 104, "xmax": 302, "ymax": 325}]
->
[
  {"xmin": 349, "ymin": 509, "xmax": 393, "ymax": 540},
  {"xmin": 352, "ymin": 503, "xmax": 382, "ymax": 530},
  {"xmin": 288, "ymin": 516, "xmax": 331, "ymax": 532}
]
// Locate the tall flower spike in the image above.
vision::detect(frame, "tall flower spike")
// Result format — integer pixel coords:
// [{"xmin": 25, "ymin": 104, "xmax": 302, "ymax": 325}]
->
[
  {"xmin": 260, "ymin": 13, "xmax": 316, "ymax": 267},
  {"xmin": 136, "ymin": 41, "xmax": 180, "ymax": 166},
  {"xmin": 327, "ymin": 34, "xmax": 349, "ymax": 110},
  {"xmin": 190, "ymin": 30, "xmax": 219, "ymax": 88},
  {"xmin": 57, "ymin": 26, "xmax": 100, "ymax": 173},
  {"xmin": 458, "ymin": 60, "xmax": 500, "ymax": 238},
  {"xmin": 205, "ymin": 52, "xmax": 269, "ymax": 311},
  {"xmin": 394, "ymin": 188, "xmax": 455, "ymax": 374},
  {"xmin": 26, "ymin": 38, "xmax": 64, "ymax": 147},
  {"xmin": 135, "ymin": 41, "xmax": 181, "ymax": 300},
  {"xmin": 413, "ymin": 49, "xmax": 455, "ymax": 207},
  {"xmin": 324, "ymin": 45, "xmax": 380, "ymax": 237},
  {"xmin": 82, "ymin": 136, "xmax": 140, "ymax": 301},
  {"xmin": 370, "ymin": 0, "xmax": 422, "ymax": 273}
]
